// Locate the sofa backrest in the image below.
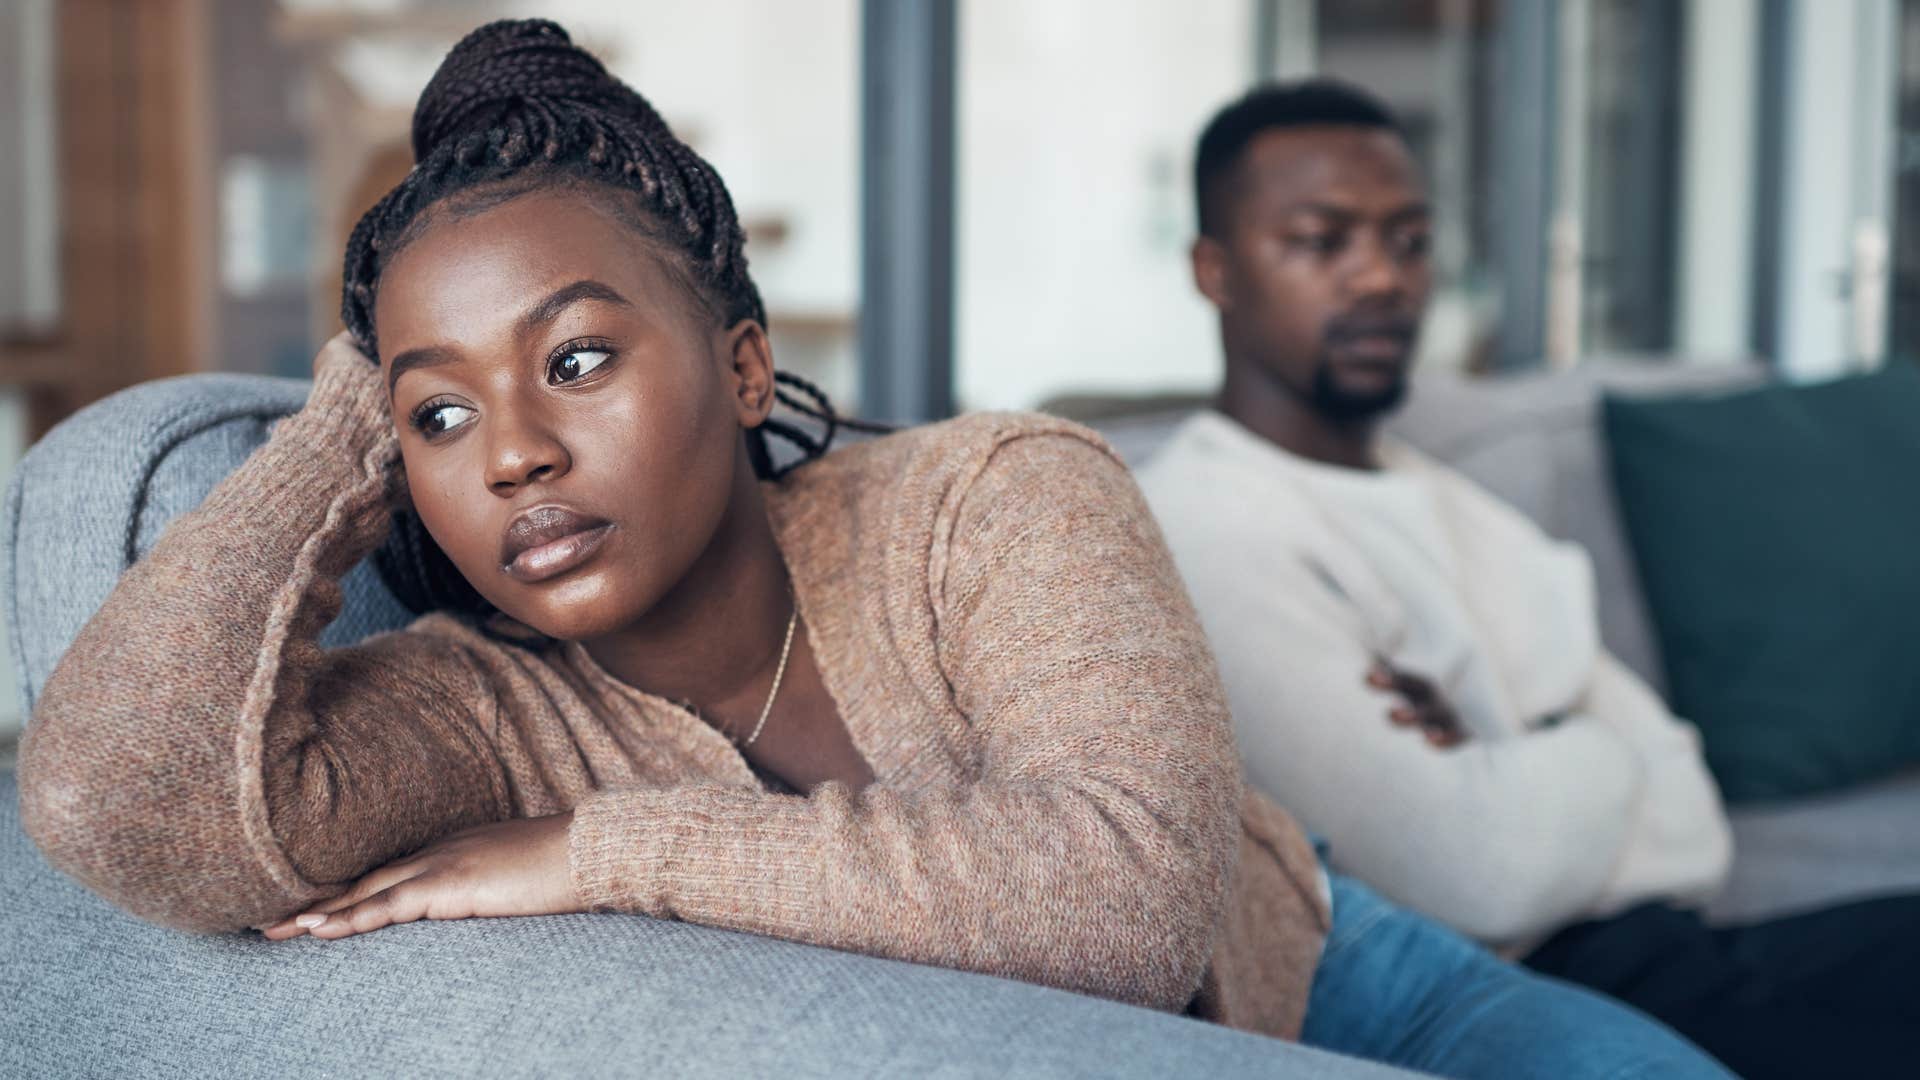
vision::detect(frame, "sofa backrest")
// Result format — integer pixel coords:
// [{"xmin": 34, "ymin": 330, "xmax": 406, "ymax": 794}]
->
[
  {"xmin": 1089, "ymin": 360, "xmax": 1767, "ymax": 694},
  {"xmin": 3, "ymin": 358, "xmax": 1765, "ymax": 720}
]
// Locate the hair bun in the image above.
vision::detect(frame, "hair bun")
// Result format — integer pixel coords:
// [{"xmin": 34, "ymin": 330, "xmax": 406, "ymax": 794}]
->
[{"xmin": 410, "ymin": 18, "xmax": 617, "ymax": 161}]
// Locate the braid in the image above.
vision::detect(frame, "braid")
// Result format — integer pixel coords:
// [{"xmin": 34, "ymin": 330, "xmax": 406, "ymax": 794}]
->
[{"xmin": 342, "ymin": 18, "xmax": 874, "ymax": 619}]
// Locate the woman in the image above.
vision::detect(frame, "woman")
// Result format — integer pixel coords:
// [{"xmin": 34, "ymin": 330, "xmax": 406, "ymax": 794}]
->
[{"xmin": 21, "ymin": 21, "xmax": 1728, "ymax": 1078}]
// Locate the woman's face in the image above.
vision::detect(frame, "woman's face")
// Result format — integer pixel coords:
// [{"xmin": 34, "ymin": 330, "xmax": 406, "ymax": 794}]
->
[{"xmin": 372, "ymin": 187, "xmax": 773, "ymax": 641}]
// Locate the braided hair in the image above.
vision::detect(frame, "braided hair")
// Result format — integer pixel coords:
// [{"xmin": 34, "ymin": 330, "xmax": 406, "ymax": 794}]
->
[{"xmin": 342, "ymin": 19, "xmax": 869, "ymax": 618}]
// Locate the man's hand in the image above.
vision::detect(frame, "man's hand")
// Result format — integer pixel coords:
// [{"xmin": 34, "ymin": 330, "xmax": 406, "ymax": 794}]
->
[
  {"xmin": 1367, "ymin": 661, "xmax": 1467, "ymax": 748},
  {"xmin": 260, "ymin": 812, "xmax": 581, "ymax": 941}
]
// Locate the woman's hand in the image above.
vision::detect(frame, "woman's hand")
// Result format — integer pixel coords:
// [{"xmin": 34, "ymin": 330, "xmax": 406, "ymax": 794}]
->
[
  {"xmin": 312, "ymin": 329, "xmax": 371, "ymax": 377},
  {"xmin": 261, "ymin": 812, "xmax": 581, "ymax": 941}
]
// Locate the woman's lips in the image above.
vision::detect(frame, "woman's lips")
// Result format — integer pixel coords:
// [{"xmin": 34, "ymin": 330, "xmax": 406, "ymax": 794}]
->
[
  {"xmin": 503, "ymin": 522, "xmax": 613, "ymax": 583},
  {"xmin": 499, "ymin": 505, "xmax": 615, "ymax": 584}
]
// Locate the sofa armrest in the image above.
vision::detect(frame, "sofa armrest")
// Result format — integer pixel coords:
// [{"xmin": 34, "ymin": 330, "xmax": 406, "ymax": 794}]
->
[
  {"xmin": 1, "ymin": 373, "xmax": 414, "ymax": 721},
  {"xmin": 0, "ymin": 772, "xmax": 1413, "ymax": 1079}
]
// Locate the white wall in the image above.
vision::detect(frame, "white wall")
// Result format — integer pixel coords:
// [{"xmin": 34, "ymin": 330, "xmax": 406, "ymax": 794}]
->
[
  {"xmin": 955, "ymin": 0, "xmax": 1254, "ymax": 411},
  {"xmin": 541, "ymin": 0, "xmax": 862, "ymax": 403}
]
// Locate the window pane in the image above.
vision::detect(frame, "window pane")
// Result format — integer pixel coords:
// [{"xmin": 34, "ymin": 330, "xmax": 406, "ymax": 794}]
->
[
  {"xmin": 1317, "ymin": 0, "xmax": 1503, "ymax": 371},
  {"xmin": 1579, "ymin": 0, "xmax": 1681, "ymax": 355}
]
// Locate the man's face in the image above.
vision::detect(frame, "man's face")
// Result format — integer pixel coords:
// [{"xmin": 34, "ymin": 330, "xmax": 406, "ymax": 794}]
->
[{"xmin": 1196, "ymin": 126, "xmax": 1432, "ymax": 420}]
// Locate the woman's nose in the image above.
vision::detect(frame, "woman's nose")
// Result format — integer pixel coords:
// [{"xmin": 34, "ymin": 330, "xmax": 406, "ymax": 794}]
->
[{"xmin": 485, "ymin": 412, "xmax": 571, "ymax": 495}]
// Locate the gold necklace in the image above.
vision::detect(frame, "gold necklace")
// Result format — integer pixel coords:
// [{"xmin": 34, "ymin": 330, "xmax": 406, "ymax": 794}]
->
[{"xmin": 740, "ymin": 604, "xmax": 799, "ymax": 748}]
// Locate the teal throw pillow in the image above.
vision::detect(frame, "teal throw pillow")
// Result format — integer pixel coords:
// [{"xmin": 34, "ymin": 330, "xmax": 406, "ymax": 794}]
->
[{"xmin": 1603, "ymin": 361, "xmax": 1920, "ymax": 802}]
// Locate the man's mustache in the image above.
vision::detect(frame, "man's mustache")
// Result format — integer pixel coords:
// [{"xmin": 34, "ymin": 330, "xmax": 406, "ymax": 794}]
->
[{"xmin": 1323, "ymin": 314, "xmax": 1419, "ymax": 347}]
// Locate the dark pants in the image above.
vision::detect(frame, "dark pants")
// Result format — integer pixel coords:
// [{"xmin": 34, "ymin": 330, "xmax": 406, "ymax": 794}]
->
[{"xmin": 1523, "ymin": 895, "xmax": 1920, "ymax": 1079}]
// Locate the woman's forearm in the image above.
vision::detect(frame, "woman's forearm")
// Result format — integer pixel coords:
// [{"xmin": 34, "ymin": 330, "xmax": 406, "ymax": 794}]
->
[{"xmin": 19, "ymin": 347, "xmax": 505, "ymax": 932}]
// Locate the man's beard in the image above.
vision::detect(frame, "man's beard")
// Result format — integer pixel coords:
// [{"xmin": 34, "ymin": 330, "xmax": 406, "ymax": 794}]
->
[
  {"xmin": 1308, "ymin": 357, "xmax": 1409, "ymax": 421},
  {"xmin": 1305, "ymin": 309, "xmax": 1418, "ymax": 421}
]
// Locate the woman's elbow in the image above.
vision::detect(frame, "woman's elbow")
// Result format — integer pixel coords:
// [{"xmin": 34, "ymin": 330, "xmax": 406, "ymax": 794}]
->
[
  {"xmin": 18, "ymin": 726, "xmax": 279, "ymax": 935},
  {"xmin": 1055, "ymin": 837, "xmax": 1228, "ymax": 1012},
  {"xmin": 1017, "ymin": 901, "xmax": 1216, "ymax": 1014}
]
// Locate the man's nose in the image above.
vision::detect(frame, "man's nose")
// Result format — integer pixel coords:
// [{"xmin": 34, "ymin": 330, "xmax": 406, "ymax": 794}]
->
[{"xmin": 1343, "ymin": 232, "xmax": 1404, "ymax": 299}]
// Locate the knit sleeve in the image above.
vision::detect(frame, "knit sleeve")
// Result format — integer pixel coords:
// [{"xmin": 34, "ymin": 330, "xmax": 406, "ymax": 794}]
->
[
  {"xmin": 566, "ymin": 429, "xmax": 1242, "ymax": 1013},
  {"xmin": 18, "ymin": 346, "xmax": 511, "ymax": 934},
  {"xmin": 1579, "ymin": 652, "xmax": 1733, "ymax": 912}
]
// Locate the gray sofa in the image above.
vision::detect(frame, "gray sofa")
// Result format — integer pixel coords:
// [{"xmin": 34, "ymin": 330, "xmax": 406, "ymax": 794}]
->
[
  {"xmin": 6, "ymin": 358, "xmax": 1919, "ymax": 1076},
  {"xmin": 0, "ymin": 373, "xmax": 1417, "ymax": 1079}
]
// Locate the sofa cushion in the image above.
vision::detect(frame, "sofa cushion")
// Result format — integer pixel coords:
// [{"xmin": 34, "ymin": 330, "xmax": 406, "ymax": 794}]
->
[
  {"xmin": 1604, "ymin": 362, "xmax": 1920, "ymax": 802},
  {"xmin": 1714, "ymin": 768, "xmax": 1920, "ymax": 923}
]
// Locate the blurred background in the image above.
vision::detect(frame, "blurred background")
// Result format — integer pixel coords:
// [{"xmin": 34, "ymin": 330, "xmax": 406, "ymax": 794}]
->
[{"xmin": 0, "ymin": 0, "xmax": 1913, "ymax": 741}]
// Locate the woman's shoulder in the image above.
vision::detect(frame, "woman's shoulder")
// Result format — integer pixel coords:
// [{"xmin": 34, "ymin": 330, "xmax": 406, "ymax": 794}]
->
[{"xmin": 767, "ymin": 411, "xmax": 1144, "ymax": 597}]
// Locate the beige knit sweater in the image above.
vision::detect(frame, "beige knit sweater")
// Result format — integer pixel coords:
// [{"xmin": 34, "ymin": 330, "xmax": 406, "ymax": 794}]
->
[{"xmin": 19, "ymin": 350, "xmax": 1329, "ymax": 1037}]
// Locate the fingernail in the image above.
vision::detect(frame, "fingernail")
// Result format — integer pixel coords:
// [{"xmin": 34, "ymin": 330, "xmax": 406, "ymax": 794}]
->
[{"xmin": 295, "ymin": 913, "xmax": 326, "ymax": 929}]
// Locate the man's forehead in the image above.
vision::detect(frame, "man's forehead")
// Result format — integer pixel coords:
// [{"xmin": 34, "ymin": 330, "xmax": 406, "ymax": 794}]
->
[{"xmin": 1236, "ymin": 126, "xmax": 1425, "ymax": 210}]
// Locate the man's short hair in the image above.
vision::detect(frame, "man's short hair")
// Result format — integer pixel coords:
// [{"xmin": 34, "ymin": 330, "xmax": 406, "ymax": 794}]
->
[{"xmin": 1194, "ymin": 78, "xmax": 1403, "ymax": 237}]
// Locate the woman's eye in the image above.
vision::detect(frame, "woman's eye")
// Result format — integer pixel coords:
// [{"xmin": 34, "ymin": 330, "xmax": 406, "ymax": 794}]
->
[
  {"xmin": 415, "ymin": 403, "xmax": 476, "ymax": 437},
  {"xmin": 550, "ymin": 348, "xmax": 612, "ymax": 384}
]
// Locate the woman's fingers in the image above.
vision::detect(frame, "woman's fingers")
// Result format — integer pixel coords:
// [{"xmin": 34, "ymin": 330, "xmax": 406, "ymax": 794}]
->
[
  {"xmin": 311, "ymin": 871, "xmax": 482, "ymax": 939},
  {"xmin": 307, "ymin": 881, "xmax": 424, "ymax": 940},
  {"xmin": 260, "ymin": 856, "xmax": 431, "ymax": 939},
  {"xmin": 312, "ymin": 329, "xmax": 370, "ymax": 377}
]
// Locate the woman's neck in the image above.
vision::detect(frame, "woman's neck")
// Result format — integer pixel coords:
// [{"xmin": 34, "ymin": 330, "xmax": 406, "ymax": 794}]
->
[{"xmin": 579, "ymin": 459, "xmax": 793, "ymax": 726}]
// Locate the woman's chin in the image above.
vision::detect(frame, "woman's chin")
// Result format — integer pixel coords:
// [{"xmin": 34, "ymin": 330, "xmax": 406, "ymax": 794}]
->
[{"xmin": 488, "ymin": 580, "xmax": 659, "ymax": 644}]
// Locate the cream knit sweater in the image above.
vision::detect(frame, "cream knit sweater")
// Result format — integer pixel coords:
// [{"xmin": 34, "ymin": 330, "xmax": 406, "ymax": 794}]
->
[
  {"xmin": 1139, "ymin": 412, "xmax": 1732, "ymax": 948},
  {"xmin": 20, "ymin": 352, "xmax": 1330, "ymax": 1038}
]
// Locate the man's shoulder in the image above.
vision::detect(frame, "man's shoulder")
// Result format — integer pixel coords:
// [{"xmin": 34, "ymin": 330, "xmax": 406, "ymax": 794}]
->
[
  {"xmin": 1137, "ymin": 413, "xmax": 1275, "ymax": 504},
  {"xmin": 1136, "ymin": 414, "xmax": 1331, "ymax": 567}
]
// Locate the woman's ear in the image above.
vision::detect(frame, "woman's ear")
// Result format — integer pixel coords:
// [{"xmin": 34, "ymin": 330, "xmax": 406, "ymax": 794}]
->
[{"xmin": 722, "ymin": 319, "xmax": 777, "ymax": 427}]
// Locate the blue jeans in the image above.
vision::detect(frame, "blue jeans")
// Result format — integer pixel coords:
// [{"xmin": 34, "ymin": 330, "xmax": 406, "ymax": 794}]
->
[{"xmin": 1301, "ymin": 874, "xmax": 1736, "ymax": 1079}]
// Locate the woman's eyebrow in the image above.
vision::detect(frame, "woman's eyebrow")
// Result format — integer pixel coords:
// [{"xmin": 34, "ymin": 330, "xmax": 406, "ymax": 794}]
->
[
  {"xmin": 388, "ymin": 344, "xmax": 460, "ymax": 398},
  {"xmin": 386, "ymin": 280, "xmax": 634, "ymax": 397},
  {"xmin": 517, "ymin": 279, "xmax": 633, "ymax": 337}
]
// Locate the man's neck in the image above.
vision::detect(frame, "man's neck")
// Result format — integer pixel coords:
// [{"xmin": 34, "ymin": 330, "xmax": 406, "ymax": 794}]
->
[{"xmin": 1217, "ymin": 359, "xmax": 1381, "ymax": 471}]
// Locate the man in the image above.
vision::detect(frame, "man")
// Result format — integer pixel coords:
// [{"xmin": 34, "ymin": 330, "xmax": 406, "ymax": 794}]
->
[{"xmin": 1139, "ymin": 78, "xmax": 1919, "ymax": 1080}]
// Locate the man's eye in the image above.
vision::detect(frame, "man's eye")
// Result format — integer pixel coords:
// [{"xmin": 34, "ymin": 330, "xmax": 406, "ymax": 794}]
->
[
  {"xmin": 550, "ymin": 349, "xmax": 612, "ymax": 383},
  {"xmin": 1394, "ymin": 231, "xmax": 1432, "ymax": 260},
  {"xmin": 415, "ymin": 403, "xmax": 476, "ymax": 436},
  {"xmin": 1289, "ymin": 233, "xmax": 1343, "ymax": 255}
]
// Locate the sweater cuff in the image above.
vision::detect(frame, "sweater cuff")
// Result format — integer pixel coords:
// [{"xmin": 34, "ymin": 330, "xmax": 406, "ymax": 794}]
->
[{"xmin": 567, "ymin": 785, "xmax": 818, "ymax": 929}]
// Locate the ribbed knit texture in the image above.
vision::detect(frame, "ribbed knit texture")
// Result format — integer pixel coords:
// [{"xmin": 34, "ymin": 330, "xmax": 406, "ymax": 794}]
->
[{"xmin": 19, "ymin": 348, "xmax": 1329, "ymax": 1038}]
